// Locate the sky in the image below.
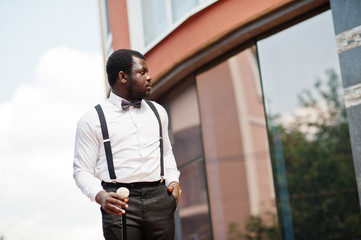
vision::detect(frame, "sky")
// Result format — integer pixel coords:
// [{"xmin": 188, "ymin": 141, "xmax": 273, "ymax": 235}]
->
[
  {"xmin": 257, "ymin": 11, "xmax": 342, "ymax": 116},
  {"xmin": 0, "ymin": 0, "xmax": 106, "ymax": 239}
]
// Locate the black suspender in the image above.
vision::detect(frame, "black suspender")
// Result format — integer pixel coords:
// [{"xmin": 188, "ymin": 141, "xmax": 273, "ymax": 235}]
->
[
  {"xmin": 95, "ymin": 104, "xmax": 117, "ymax": 181},
  {"xmin": 94, "ymin": 101, "xmax": 164, "ymax": 181},
  {"xmin": 145, "ymin": 100, "xmax": 164, "ymax": 178}
]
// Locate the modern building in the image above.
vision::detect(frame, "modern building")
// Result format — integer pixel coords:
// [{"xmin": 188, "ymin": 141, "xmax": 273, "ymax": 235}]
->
[{"xmin": 98, "ymin": 0, "xmax": 361, "ymax": 239}]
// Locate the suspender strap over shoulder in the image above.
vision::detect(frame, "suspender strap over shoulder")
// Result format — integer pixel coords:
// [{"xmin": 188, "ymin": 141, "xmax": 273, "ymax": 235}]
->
[
  {"xmin": 145, "ymin": 100, "xmax": 164, "ymax": 178},
  {"xmin": 94, "ymin": 101, "xmax": 165, "ymax": 182},
  {"xmin": 94, "ymin": 104, "xmax": 117, "ymax": 181}
]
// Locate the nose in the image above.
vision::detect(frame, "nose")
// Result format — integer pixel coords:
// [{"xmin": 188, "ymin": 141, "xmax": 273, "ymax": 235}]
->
[{"xmin": 146, "ymin": 73, "xmax": 152, "ymax": 82}]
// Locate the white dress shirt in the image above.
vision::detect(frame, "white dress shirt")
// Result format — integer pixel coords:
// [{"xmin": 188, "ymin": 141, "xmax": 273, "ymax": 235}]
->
[{"xmin": 73, "ymin": 92, "xmax": 180, "ymax": 201}]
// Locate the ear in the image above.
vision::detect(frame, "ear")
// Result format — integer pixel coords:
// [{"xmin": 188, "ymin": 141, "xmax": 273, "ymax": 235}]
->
[{"xmin": 118, "ymin": 71, "xmax": 127, "ymax": 84}]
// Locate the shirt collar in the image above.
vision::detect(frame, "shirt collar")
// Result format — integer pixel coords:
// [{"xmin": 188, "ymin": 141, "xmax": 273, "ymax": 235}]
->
[{"xmin": 108, "ymin": 91, "xmax": 124, "ymax": 110}]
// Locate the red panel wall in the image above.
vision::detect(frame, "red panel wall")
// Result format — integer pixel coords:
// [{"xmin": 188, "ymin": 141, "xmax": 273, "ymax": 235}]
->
[
  {"xmin": 109, "ymin": 0, "xmax": 290, "ymax": 82},
  {"xmin": 108, "ymin": 0, "xmax": 130, "ymax": 49}
]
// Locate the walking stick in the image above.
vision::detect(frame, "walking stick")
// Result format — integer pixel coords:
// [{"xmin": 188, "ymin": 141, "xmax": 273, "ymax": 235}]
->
[
  {"xmin": 117, "ymin": 187, "xmax": 130, "ymax": 240},
  {"xmin": 121, "ymin": 213, "xmax": 127, "ymax": 240}
]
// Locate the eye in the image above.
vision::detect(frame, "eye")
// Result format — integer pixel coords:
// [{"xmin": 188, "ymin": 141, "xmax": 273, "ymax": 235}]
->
[{"xmin": 140, "ymin": 69, "xmax": 148, "ymax": 75}]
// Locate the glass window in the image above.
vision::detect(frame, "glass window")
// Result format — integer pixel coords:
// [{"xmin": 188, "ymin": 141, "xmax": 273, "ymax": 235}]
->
[
  {"xmin": 141, "ymin": 0, "xmax": 169, "ymax": 46},
  {"xmin": 196, "ymin": 47, "xmax": 277, "ymax": 239},
  {"xmin": 159, "ymin": 78, "xmax": 212, "ymax": 240},
  {"xmin": 128, "ymin": 0, "xmax": 217, "ymax": 51},
  {"xmin": 257, "ymin": 10, "xmax": 361, "ymax": 239},
  {"xmin": 101, "ymin": 0, "xmax": 113, "ymax": 57},
  {"xmin": 171, "ymin": 0, "xmax": 198, "ymax": 23},
  {"xmin": 104, "ymin": 0, "xmax": 111, "ymax": 36}
]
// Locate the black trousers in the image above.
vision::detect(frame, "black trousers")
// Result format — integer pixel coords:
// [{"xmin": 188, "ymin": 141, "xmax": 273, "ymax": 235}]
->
[{"xmin": 101, "ymin": 181, "xmax": 177, "ymax": 240}]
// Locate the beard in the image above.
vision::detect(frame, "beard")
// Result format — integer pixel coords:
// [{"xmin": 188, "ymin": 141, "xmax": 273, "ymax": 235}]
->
[{"xmin": 127, "ymin": 77, "xmax": 150, "ymax": 101}]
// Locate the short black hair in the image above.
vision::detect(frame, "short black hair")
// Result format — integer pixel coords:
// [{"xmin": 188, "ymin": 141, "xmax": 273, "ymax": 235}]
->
[{"xmin": 106, "ymin": 49, "xmax": 145, "ymax": 87}]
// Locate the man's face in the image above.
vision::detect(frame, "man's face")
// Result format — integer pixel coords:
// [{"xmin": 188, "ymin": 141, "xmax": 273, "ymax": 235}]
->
[{"xmin": 127, "ymin": 56, "xmax": 152, "ymax": 101}]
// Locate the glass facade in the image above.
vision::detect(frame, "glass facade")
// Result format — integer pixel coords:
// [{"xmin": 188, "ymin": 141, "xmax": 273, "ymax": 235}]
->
[
  {"xmin": 159, "ymin": 78, "xmax": 212, "ymax": 240},
  {"xmin": 155, "ymin": 8, "xmax": 361, "ymax": 240},
  {"xmin": 196, "ymin": 47, "xmax": 276, "ymax": 240},
  {"xmin": 257, "ymin": 10, "xmax": 361, "ymax": 239}
]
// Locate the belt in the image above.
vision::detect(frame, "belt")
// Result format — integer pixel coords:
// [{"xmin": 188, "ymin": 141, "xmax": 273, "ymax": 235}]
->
[{"xmin": 101, "ymin": 180, "xmax": 164, "ymax": 189}]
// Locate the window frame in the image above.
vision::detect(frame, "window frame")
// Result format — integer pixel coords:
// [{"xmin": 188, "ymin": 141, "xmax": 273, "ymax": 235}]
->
[
  {"xmin": 126, "ymin": 0, "xmax": 217, "ymax": 53},
  {"xmin": 99, "ymin": 0, "xmax": 113, "ymax": 58}
]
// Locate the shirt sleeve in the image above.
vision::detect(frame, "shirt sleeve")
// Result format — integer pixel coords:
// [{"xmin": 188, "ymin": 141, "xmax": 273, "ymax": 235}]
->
[
  {"xmin": 157, "ymin": 104, "xmax": 181, "ymax": 186},
  {"xmin": 73, "ymin": 111, "xmax": 103, "ymax": 201}
]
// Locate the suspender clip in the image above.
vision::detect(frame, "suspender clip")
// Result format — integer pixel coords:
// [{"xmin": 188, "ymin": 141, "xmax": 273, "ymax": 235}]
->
[
  {"xmin": 103, "ymin": 139, "xmax": 110, "ymax": 143},
  {"xmin": 160, "ymin": 176, "xmax": 164, "ymax": 183}
]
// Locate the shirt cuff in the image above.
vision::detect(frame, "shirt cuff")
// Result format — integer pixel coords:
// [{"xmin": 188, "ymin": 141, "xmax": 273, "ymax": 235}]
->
[
  {"xmin": 87, "ymin": 185, "xmax": 104, "ymax": 202},
  {"xmin": 165, "ymin": 170, "xmax": 180, "ymax": 187}
]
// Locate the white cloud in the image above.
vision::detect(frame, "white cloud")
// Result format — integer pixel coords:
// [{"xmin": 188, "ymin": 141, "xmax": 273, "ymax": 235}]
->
[
  {"xmin": 0, "ymin": 46, "xmax": 106, "ymax": 240},
  {"xmin": 278, "ymin": 101, "xmax": 330, "ymax": 138}
]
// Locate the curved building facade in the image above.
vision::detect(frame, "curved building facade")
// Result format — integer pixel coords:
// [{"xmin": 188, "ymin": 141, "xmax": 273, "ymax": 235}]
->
[{"xmin": 98, "ymin": 1, "xmax": 361, "ymax": 239}]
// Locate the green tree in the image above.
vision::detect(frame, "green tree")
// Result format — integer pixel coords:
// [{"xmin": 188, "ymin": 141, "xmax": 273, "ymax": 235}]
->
[
  {"xmin": 228, "ymin": 213, "xmax": 279, "ymax": 240},
  {"xmin": 268, "ymin": 69, "xmax": 361, "ymax": 239}
]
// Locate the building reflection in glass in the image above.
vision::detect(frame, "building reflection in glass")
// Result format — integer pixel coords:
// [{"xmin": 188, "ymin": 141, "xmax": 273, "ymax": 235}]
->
[
  {"xmin": 160, "ymin": 79, "xmax": 212, "ymax": 240},
  {"xmin": 196, "ymin": 47, "xmax": 277, "ymax": 240}
]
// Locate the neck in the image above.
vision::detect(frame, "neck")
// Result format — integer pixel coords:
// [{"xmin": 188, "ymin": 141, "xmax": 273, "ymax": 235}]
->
[{"xmin": 112, "ymin": 89, "xmax": 130, "ymax": 101}]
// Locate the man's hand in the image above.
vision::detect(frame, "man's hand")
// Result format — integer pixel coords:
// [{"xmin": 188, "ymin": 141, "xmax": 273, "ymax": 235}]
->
[
  {"xmin": 95, "ymin": 190, "xmax": 128, "ymax": 215},
  {"xmin": 167, "ymin": 182, "xmax": 182, "ymax": 203}
]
